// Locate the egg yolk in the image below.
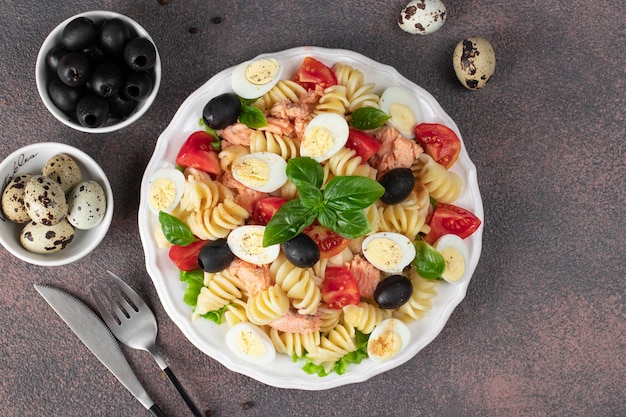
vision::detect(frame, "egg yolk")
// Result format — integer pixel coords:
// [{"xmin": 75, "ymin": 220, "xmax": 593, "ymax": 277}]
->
[
  {"xmin": 364, "ymin": 237, "xmax": 403, "ymax": 270},
  {"xmin": 440, "ymin": 247, "xmax": 466, "ymax": 282},
  {"xmin": 236, "ymin": 329, "xmax": 267, "ymax": 357},
  {"xmin": 233, "ymin": 157, "xmax": 270, "ymax": 188},
  {"xmin": 369, "ymin": 327, "xmax": 403, "ymax": 362},
  {"xmin": 149, "ymin": 178, "xmax": 177, "ymax": 211},
  {"xmin": 245, "ymin": 58, "xmax": 280, "ymax": 86},
  {"xmin": 302, "ymin": 126, "xmax": 333, "ymax": 158},
  {"xmin": 239, "ymin": 228, "xmax": 265, "ymax": 256}
]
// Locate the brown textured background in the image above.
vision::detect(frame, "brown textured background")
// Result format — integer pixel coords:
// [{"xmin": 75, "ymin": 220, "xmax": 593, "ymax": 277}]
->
[{"xmin": 1, "ymin": 1, "xmax": 624, "ymax": 416}]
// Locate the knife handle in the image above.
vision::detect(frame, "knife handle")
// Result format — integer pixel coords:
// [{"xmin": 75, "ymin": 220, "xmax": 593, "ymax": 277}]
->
[
  {"xmin": 163, "ymin": 366, "xmax": 204, "ymax": 417},
  {"xmin": 148, "ymin": 403, "xmax": 169, "ymax": 417}
]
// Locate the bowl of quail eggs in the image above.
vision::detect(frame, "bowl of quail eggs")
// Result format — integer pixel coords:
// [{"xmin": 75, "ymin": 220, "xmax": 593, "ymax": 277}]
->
[
  {"xmin": 0, "ymin": 142, "xmax": 114, "ymax": 266},
  {"xmin": 36, "ymin": 11, "xmax": 161, "ymax": 133}
]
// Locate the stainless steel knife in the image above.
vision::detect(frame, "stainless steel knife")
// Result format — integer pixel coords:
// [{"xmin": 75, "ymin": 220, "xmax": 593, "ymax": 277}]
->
[{"xmin": 34, "ymin": 284, "xmax": 169, "ymax": 417}]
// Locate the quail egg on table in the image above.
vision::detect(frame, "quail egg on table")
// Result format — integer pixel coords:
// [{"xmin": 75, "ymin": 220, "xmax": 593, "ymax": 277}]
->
[
  {"xmin": 23, "ymin": 175, "xmax": 68, "ymax": 226},
  {"xmin": 67, "ymin": 180, "xmax": 107, "ymax": 230},
  {"xmin": 231, "ymin": 152, "xmax": 288, "ymax": 193},
  {"xmin": 41, "ymin": 153, "xmax": 82, "ymax": 193},
  {"xmin": 232, "ymin": 57, "xmax": 283, "ymax": 99},
  {"xmin": 367, "ymin": 318, "xmax": 411, "ymax": 363},
  {"xmin": 147, "ymin": 167, "xmax": 185, "ymax": 213},
  {"xmin": 379, "ymin": 87, "xmax": 423, "ymax": 139},
  {"xmin": 300, "ymin": 113, "xmax": 349, "ymax": 162},
  {"xmin": 227, "ymin": 225, "xmax": 280, "ymax": 265},
  {"xmin": 398, "ymin": 0, "xmax": 447, "ymax": 35},
  {"xmin": 2, "ymin": 174, "xmax": 34, "ymax": 223},
  {"xmin": 225, "ymin": 322, "xmax": 276, "ymax": 365},
  {"xmin": 453, "ymin": 37, "xmax": 496, "ymax": 90},
  {"xmin": 20, "ymin": 218, "xmax": 75, "ymax": 254}
]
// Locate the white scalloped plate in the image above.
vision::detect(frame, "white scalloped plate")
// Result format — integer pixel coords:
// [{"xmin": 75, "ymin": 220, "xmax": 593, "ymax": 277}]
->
[{"xmin": 138, "ymin": 46, "xmax": 483, "ymax": 390}]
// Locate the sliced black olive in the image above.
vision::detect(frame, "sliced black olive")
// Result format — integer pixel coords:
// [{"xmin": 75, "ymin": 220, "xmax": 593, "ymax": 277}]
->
[
  {"xmin": 378, "ymin": 168, "xmax": 415, "ymax": 205},
  {"xmin": 282, "ymin": 233, "xmax": 320, "ymax": 268},
  {"xmin": 373, "ymin": 274, "xmax": 413, "ymax": 309},
  {"xmin": 198, "ymin": 238, "xmax": 234, "ymax": 273},
  {"xmin": 202, "ymin": 93, "xmax": 241, "ymax": 129}
]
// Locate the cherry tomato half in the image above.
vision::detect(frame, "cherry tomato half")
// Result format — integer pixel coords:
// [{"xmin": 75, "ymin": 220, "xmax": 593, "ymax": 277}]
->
[
  {"xmin": 292, "ymin": 57, "xmax": 337, "ymax": 90},
  {"xmin": 303, "ymin": 225, "xmax": 350, "ymax": 259},
  {"xmin": 175, "ymin": 131, "xmax": 222, "ymax": 176},
  {"xmin": 321, "ymin": 266, "xmax": 360, "ymax": 309},
  {"xmin": 251, "ymin": 197, "xmax": 287, "ymax": 225},
  {"xmin": 168, "ymin": 239, "xmax": 207, "ymax": 271},
  {"xmin": 424, "ymin": 203, "xmax": 481, "ymax": 244},
  {"xmin": 414, "ymin": 123, "xmax": 462, "ymax": 169},
  {"xmin": 346, "ymin": 128, "xmax": 382, "ymax": 162}
]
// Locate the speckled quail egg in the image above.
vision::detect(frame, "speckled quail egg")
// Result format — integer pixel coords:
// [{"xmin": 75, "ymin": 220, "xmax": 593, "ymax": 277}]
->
[
  {"xmin": 147, "ymin": 168, "xmax": 185, "ymax": 213},
  {"xmin": 67, "ymin": 180, "xmax": 107, "ymax": 230},
  {"xmin": 398, "ymin": 0, "xmax": 447, "ymax": 35},
  {"xmin": 231, "ymin": 152, "xmax": 288, "ymax": 193},
  {"xmin": 300, "ymin": 113, "xmax": 349, "ymax": 162},
  {"xmin": 453, "ymin": 37, "xmax": 496, "ymax": 90},
  {"xmin": 362, "ymin": 232, "xmax": 416, "ymax": 274},
  {"xmin": 232, "ymin": 57, "xmax": 283, "ymax": 99},
  {"xmin": 20, "ymin": 217, "xmax": 75, "ymax": 254},
  {"xmin": 2, "ymin": 174, "xmax": 34, "ymax": 223},
  {"xmin": 225, "ymin": 322, "xmax": 276, "ymax": 365},
  {"xmin": 433, "ymin": 234, "xmax": 469, "ymax": 284},
  {"xmin": 227, "ymin": 225, "xmax": 280, "ymax": 265},
  {"xmin": 23, "ymin": 175, "xmax": 68, "ymax": 226},
  {"xmin": 367, "ymin": 318, "xmax": 411, "ymax": 363},
  {"xmin": 379, "ymin": 87, "xmax": 423, "ymax": 138},
  {"xmin": 41, "ymin": 153, "xmax": 82, "ymax": 194}
]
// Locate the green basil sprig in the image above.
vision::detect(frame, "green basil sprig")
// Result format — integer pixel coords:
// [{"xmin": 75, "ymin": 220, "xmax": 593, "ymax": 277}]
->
[
  {"xmin": 263, "ymin": 157, "xmax": 385, "ymax": 247},
  {"xmin": 349, "ymin": 107, "xmax": 390, "ymax": 130},
  {"xmin": 238, "ymin": 96, "xmax": 267, "ymax": 128},
  {"xmin": 159, "ymin": 211, "xmax": 195, "ymax": 246},
  {"xmin": 412, "ymin": 240, "xmax": 445, "ymax": 279}
]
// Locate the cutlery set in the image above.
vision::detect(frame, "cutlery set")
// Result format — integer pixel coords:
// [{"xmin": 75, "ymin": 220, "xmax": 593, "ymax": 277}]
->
[{"xmin": 35, "ymin": 271, "xmax": 203, "ymax": 417}]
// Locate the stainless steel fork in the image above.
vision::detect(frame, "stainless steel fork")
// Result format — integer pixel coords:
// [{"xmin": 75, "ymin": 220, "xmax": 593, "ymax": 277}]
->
[{"xmin": 91, "ymin": 271, "xmax": 204, "ymax": 417}]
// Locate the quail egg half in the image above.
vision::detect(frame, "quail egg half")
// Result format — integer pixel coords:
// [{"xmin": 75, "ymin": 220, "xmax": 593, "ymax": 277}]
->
[
  {"xmin": 367, "ymin": 318, "xmax": 411, "ymax": 363},
  {"xmin": 232, "ymin": 57, "xmax": 283, "ymax": 99},
  {"xmin": 231, "ymin": 152, "xmax": 288, "ymax": 193},
  {"xmin": 379, "ymin": 87, "xmax": 423, "ymax": 139},
  {"xmin": 433, "ymin": 234, "xmax": 469, "ymax": 284},
  {"xmin": 300, "ymin": 113, "xmax": 349, "ymax": 162},
  {"xmin": 362, "ymin": 232, "xmax": 416, "ymax": 274},
  {"xmin": 227, "ymin": 225, "xmax": 280, "ymax": 265},
  {"xmin": 225, "ymin": 322, "xmax": 276, "ymax": 365},
  {"xmin": 147, "ymin": 167, "xmax": 186, "ymax": 213}
]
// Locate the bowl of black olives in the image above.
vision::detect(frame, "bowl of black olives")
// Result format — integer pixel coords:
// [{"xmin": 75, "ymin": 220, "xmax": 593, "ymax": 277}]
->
[{"xmin": 36, "ymin": 11, "xmax": 161, "ymax": 133}]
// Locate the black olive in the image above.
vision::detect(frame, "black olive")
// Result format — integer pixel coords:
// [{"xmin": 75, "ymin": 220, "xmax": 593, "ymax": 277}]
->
[
  {"xmin": 57, "ymin": 52, "xmax": 93, "ymax": 87},
  {"xmin": 46, "ymin": 46, "xmax": 69, "ymax": 72},
  {"xmin": 198, "ymin": 238, "xmax": 234, "ymax": 273},
  {"xmin": 373, "ymin": 274, "xmax": 413, "ymax": 309},
  {"xmin": 123, "ymin": 37, "xmax": 157, "ymax": 71},
  {"xmin": 108, "ymin": 93, "xmax": 137, "ymax": 118},
  {"xmin": 378, "ymin": 168, "xmax": 415, "ymax": 205},
  {"xmin": 48, "ymin": 78, "xmax": 84, "ymax": 113},
  {"xmin": 62, "ymin": 17, "xmax": 97, "ymax": 51},
  {"xmin": 123, "ymin": 71, "xmax": 153, "ymax": 101},
  {"xmin": 99, "ymin": 18, "xmax": 131, "ymax": 56},
  {"xmin": 202, "ymin": 93, "xmax": 241, "ymax": 129},
  {"xmin": 282, "ymin": 233, "xmax": 320, "ymax": 268},
  {"xmin": 90, "ymin": 62, "xmax": 124, "ymax": 97},
  {"xmin": 76, "ymin": 94, "xmax": 109, "ymax": 128}
]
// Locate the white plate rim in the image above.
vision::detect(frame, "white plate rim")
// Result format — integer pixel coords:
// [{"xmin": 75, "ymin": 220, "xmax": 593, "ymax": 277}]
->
[{"xmin": 138, "ymin": 46, "xmax": 484, "ymax": 390}]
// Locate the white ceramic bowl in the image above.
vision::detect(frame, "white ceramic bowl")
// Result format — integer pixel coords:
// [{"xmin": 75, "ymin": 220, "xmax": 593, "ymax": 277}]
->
[
  {"xmin": 35, "ymin": 11, "xmax": 161, "ymax": 133},
  {"xmin": 0, "ymin": 143, "xmax": 114, "ymax": 266},
  {"xmin": 138, "ymin": 47, "xmax": 484, "ymax": 390}
]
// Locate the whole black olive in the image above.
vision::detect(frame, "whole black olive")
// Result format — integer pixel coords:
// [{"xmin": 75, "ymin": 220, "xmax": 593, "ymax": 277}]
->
[
  {"xmin": 283, "ymin": 233, "xmax": 320, "ymax": 268},
  {"xmin": 202, "ymin": 93, "xmax": 241, "ymax": 129},
  {"xmin": 48, "ymin": 78, "xmax": 84, "ymax": 113},
  {"xmin": 46, "ymin": 45, "xmax": 69, "ymax": 72},
  {"xmin": 123, "ymin": 37, "xmax": 157, "ymax": 71},
  {"xmin": 57, "ymin": 52, "xmax": 93, "ymax": 87},
  {"xmin": 90, "ymin": 62, "xmax": 124, "ymax": 97},
  {"xmin": 198, "ymin": 238, "xmax": 235, "ymax": 273},
  {"xmin": 62, "ymin": 17, "xmax": 97, "ymax": 51},
  {"xmin": 378, "ymin": 168, "xmax": 415, "ymax": 205},
  {"xmin": 99, "ymin": 18, "xmax": 131, "ymax": 56},
  {"xmin": 373, "ymin": 274, "xmax": 413, "ymax": 309},
  {"xmin": 123, "ymin": 71, "xmax": 153, "ymax": 101},
  {"xmin": 108, "ymin": 93, "xmax": 137, "ymax": 118},
  {"xmin": 76, "ymin": 94, "xmax": 110, "ymax": 128}
]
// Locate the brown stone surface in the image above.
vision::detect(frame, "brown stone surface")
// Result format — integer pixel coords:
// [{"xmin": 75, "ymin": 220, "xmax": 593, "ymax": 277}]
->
[{"xmin": 0, "ymin": 1, "xmax": 624, "ymax": 416}]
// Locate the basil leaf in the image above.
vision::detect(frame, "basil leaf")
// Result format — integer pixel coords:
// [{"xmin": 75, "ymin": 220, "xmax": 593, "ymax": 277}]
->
[
  {"xmin": 332, "ymin": 209, "xmax": 371, "ymax": 239},
  {"xmin": 412, "ymin": 241, "xmax": 445, "ymax": 279},
  {"xmin": 239, "ymin": 96, "xmax": 259, "ymax": 106},
  {"xmin": 239, "ymin": 105, "xmax": 267, "ymax": 128},
  {"xmin": 263, "ymin": 200, "xmax": 316, "ymax": 246},
  {"xmin": 297, "ymin": 182, "xmax": 324, "ymax": 209},
  {"xmin": 286, "ymin": 157, "xmax": 324, "ymax": 189},
  {"xmin": 317, "ymin": 208, "xmax": 337, "ymax": 231},
  {"xmin": 349, "ymin": 107, "xmax": 390, "ymax": 130},
  {"xmin": 324, "ymin": 176, "xmax": 385, "ymax": 211},
  {"xmin": 159, "ymin": 211, "xmax": 196, "ymax": 246}
]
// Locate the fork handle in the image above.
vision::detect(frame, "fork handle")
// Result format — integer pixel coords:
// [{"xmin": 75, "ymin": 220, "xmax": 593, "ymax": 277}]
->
[
  {"xmin": 163, "ymin": 366, "xmax": 204, "ymax": 417},
  {"xmin": 148, "ymin": 403, "xmax": 169, "ymax": 417}
]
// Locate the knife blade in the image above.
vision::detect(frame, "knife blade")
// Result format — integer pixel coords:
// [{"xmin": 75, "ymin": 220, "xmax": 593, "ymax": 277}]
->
[{"xmin": 34, "ymin": 284, "xmax": 169, "ymax": 417}]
